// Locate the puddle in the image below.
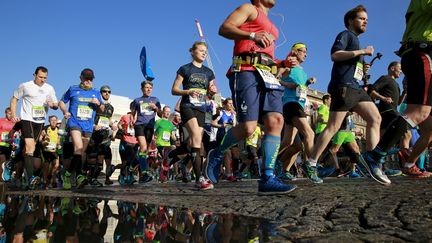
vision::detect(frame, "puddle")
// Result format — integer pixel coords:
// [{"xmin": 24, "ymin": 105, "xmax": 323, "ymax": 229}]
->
[{"xmin": 0, "ymin": 192, "xmax": 282, "ymax": 242}]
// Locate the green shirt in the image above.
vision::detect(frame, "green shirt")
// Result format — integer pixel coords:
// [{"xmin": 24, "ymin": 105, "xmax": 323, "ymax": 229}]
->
[
  {"xmin": 154, "ymin": 119, "xmax": 175, "ymax": 147},
  {"xmin": 402, "ymin": 0, "xmax": 432, "ymax": 43},
  {"xmin": 315, "ymin": 104, "xmax": 329, "ymax": 134}
]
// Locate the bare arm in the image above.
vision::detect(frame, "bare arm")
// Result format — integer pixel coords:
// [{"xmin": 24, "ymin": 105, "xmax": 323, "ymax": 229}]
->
[
  {"xmin": 219, "ymin": 4, "xmax": 273, "ymax": 48},
  {"xmin": 59, "ymin": 100, "xmax": 70, "ymax": 118},
  {"xmin": 331, "ymin": 46, "xmax": 374, "ymax": 62},
  {"xmin": 9, "ymin": 96, "xmax": 19, "ymax": 121},
  {"xmin": 171, "ymin": 74, "xmax": 189, "ymax": 96}
]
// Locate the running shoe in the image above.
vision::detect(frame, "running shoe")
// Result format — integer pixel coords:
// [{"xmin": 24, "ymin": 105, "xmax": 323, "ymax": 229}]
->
[
  {"xmin": 277, "ymin": 171, "xmax": 297, "ymax": 181},
  {"xmin": 29, "ymin": 176, "xmax": 41, "ymax": 190},
  {"xmin": 317, "ymin": 164, "xmax": 336, "ymax": 178},
  {"xmin": 384, "ymin": 169, "xmax": 402, "ymax": 177},
  {"xmin": 198, "ymin": 176, "xmax": 214, "ymax": 191},
  {"xmin": 76, "ymin": 174, "xmax": 88, "ymax": 189},
  {"xmin": 205, "ymin": 149, "xmax": 224, "ymax": 184},
  {"xmin": 105, "ymin": 179, "xmax": 114, "ymax": 185},
  {"xmin": 89, "ymin": 178, "xmax": 103, "ymax": 187},
  {"xmin": 348, "ymin": 171, "xmax": 361, "ymax": 178},
  {"xmin": 1, "ymin": 160, "xmax": 12, "ymax": 182},
  {"xmin": 226, "ymin": 175, "xmax": 237, "ymax": 182},
  {"xmin": 398, "ymin": 148, "xmax": 411, "ymax": 164},
  {"xmin": 139, "ymin": 172, "xmax": 153, "ymax": 184},
  {"xmin": 118, "ymin": 174, "xmax": 126, "ymax": 185},
  {"xmin": 62, "ymin": 171, "xmax": 72, "ymax": 190},
  {"xmin": 360, "ymin": 153, "xmax": 391, "ymax": 185},
  {"xmin": 258, "ymin": 175, "xmax": 297, "ymax": 195},
  {"xmin": 401, "ymin": 165, "xmax": 431, "ymax": 178},
  {"xmin": 301, "ymin": 163, "xmax": 323, "ymax": 184}
]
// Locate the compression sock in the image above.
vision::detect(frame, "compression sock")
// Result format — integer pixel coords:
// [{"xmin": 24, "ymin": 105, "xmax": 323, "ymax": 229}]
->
[{"xmin": 261, "ymin": 135, "xmax": 281, "ymax": 177}]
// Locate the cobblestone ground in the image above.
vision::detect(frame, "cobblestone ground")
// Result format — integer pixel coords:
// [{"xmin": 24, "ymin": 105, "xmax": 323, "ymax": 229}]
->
[{"xmin": 3, "ymin": 176, "xmax": 432, "ymax": 242}]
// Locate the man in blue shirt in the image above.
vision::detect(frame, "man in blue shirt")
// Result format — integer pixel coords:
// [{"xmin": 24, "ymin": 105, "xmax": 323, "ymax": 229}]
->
[{"xmin": 305, "ymin": 5, "xmax": 391, "ymax": 185}]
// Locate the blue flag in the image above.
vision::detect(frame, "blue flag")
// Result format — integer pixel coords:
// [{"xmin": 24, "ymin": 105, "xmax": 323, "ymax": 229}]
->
[{"xmin": 140, "ymin": 46, "xmax": 155, "ymax": 81}]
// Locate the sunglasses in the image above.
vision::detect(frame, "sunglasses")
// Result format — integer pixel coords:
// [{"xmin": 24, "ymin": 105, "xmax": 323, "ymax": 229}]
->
[{"xmin": 102, "ymin": 90, "xmax": 111, "ymax": 94}]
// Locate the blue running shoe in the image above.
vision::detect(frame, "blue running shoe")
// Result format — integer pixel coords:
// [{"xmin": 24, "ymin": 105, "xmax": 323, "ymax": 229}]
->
[
  {"xmin": 139, "ymin": 172, "xmax": 153, "ymax": 184},
  {"xmin": 29, "ymin": 176, "xmax": 41, "ymax": 190},
  {"xmin": 317, "ymin": 164, "xmax": 335, "ymax": 178},
  {"xmin": 205, "ymin": 149, "xmax": 224, "ymax": 184},
  {"xmin": 118, "ymin": 174, "xmax": 126, "ymax": 185},
  {"xmin": 126, "ymin": 173, "xmax": 136, "ymax": 185},
  {"xmin": 1, "ymin": 160, "xmax": 12, "ymax": 182},
  {"xmin": 384, "ymin": 168, "xmax": 402, "ymax": 177},
  {"xmin": 277, "ymin": 171, "xmax": 297, "ymax": 181},
  {"xmin": 301, "ymin": 163, "xmax": 323, "ymax": 184},
  {"xmin": 258, "ymin": 175, "xmax": 297, "ymax": 195},
  {"xmin": 360, "ymin": 153, "xmax": 391, "ymax": 185},
  {"xmin": 348, "ymin": 171, "xmax": 361, "ymax": 178}
]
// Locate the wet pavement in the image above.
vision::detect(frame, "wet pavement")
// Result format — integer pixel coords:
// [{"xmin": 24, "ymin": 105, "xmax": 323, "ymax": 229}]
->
[{"xmin": 1, "ymin": 176, "xmax": 432, "ymax": 242}]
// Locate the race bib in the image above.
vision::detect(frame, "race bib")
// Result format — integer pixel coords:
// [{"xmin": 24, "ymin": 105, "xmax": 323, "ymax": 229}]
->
[
  {"xmin": 296, "ymin": 85, "xmax": 308, "ymax": 100},
  {"xmin": 77, "ymin": 105, "xmax": 93, "ymax": 120},
  {"xmin": 98, "ymin": 116, "xmax": 110, "ymax": 128},
  {"xmin": 140, "ymin": 103, "xmax": 154, "ymax": 115},
  {"xmin": 1, "ymin": 132, "xmax": 9, "ymax": 142},
  {"xmin": 354, "ymin": 62, "xmax": 364, "ymax": 81},
  {"xmin": 162, "ymin": 131, "xmax": 171, "ymax": 142},
  {"xmin": 189, "ymin": 88, "xmax": 206, "ymax": 107},
  {"xmin": 32, "ymin": 106, "xmax": 46, "ymax": 121},
  {"xmin": 127, "ymin": 125, "xmax": 135, "ymax": 136},
  {"xmin": 46, "ymin": 142, "xmax": 57, "ymax": 152},
  {"xmin": 252, "ymin": 138, "xmax": 258, "ymax": 145},
  {"xmin": 255, "ymin": 65, "xmax": 283, "ymax": 91}
]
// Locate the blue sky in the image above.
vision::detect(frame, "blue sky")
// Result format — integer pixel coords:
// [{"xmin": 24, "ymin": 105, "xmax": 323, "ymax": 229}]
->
[{"xmin": 0, "ymin": 0, "xmax": 409, "ymax": 119}]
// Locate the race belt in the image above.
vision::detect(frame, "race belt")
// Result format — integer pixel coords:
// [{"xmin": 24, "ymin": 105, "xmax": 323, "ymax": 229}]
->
[{"xmin": 232, "ymin": 52, "xmax": 277, "ymax": 74}]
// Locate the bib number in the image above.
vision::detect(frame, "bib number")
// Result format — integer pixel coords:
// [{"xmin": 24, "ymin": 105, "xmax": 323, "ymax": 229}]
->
[
  {"xmin": 98, "ymin": 116, "xmax": 110, "ymax": 128},
  {"xmin": 1, "ymin": 132, "xmax": 9, "ymax": 142},
  {"xmin": 127, "ymin": 125, "xmax": 135, "ymax": 136},
  {"xmin": 140, "ymin": 103, "xmax": 154, "ymax": 115},
  {"xmin": 354, "ymin": 62, "xmax": 364, "ymax": 82},
  {"xmin": 46, "ymin": 142, "xmax": 57, "ymax": 152},
  {"xmin": 32, "ymin": 106, "xmax": 46, "ymax": 121},
  {"xmin": 162, "ymin": 131, "xmax": 171, "ymax": 142},
  {"xmin": 189, "ymin": 88, "xmax": 206, "ymax": 107},
  {"xmin": 296, "ymin": 85, "xmax": 308, "ymax": 100},
  {"xmin": 255, "ymin": 65, "xmax": 283, "ymax": 91},
  {"xmin": 77, "ymin": 105, "xmax": 93, "ymax": 120}
]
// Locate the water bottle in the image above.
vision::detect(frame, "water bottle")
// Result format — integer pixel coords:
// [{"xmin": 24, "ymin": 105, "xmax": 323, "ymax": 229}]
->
[{"xmin": 58, "ymin": 118, "xmax": 68, "ymax": 136}]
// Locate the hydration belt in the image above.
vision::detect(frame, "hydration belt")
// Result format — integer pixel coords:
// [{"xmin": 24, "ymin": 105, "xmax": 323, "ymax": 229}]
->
[{"xmin": 232, "ymin": 52, "xmax": 277, "ymax": 74}]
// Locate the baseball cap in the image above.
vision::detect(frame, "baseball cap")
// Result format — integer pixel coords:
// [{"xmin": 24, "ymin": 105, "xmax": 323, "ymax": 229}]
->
[
  {"xmin": 100, "ymin": 85, "xmax": 111, "ymax": 92},
  {"xmin": 81, "ymin": 68, "xmax": 95, "ymax": 80}
]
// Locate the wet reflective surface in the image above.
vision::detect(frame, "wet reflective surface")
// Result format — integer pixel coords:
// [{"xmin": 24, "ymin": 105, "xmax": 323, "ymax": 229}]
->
[{"xmin": 0, "ymin": 188, "xmax": 281, "ymax": 242}]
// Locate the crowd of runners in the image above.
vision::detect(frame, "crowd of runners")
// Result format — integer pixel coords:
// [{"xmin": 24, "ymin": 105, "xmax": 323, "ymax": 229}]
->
[{"xmin": 0, "ymin": 0, "xmax": 431, "ymax": 196}]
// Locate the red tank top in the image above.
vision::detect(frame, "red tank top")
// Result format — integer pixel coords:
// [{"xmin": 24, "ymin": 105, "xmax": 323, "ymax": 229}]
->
[
  {"xmin": 0, "ymin": 118, "xmax": 15, "ymax": 146},
  {"xmin": 234, "ymin": 6, "xmax": 278, "ymax": 59}
]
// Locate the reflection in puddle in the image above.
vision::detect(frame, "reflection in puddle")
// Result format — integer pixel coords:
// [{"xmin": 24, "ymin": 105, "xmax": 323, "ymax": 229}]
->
[{"xmin": 0, "ymin": 194, "xmax": 280, "ymax": 242}]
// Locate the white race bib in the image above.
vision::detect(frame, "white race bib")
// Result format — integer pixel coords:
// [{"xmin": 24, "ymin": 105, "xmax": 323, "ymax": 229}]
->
[
  {"xmin": 189, "ymin": 88, "xmax": 206, "ymax": 107},
  {"xmin": 46, "ymin": 142, "xmax": 57, "ymax": 152},
  {"xmin": 140, "ymin": 103, "xmax": 154, "ymax": 115},
  {"xmin": 32, "ymin": 106, "xmax": 46, "ymax": 121},
  {"xmin": 354, "ymin": 62, "xmax": 364, "ymax": 81},
  {"xmin": 1, "ymin": 132, "xmax": 9, "ymax": 142},
  {"xmin": 77, "ymin": 105, "xmax": 93, "ymax": 120},
  {"xmin": 296, "ymin": 85, "xmax": 308, "ymax": 100},
  {"xmin": 127, "ymin": 125, "xmax": 135, "ymax": 136},
  {"xmin": 162, "ymin": 131, "xmax": 171, "ymax": 142},
  {"xmin": 98, "ymin": 116, "xmax": 110, "ymax": 128},
  {"xmin": 255, "ymin": 65, "xmax": 284, "ymax": 91}
]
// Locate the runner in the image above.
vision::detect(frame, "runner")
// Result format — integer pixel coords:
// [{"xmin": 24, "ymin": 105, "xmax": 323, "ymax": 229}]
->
[
  {"xmin": 0, "ymin": 108, "xmax": 15, "ymax": 181},
  {"xmin": 130, "ymin": 81, "xmax": 161, "ymax": 183},
  {"xmin": 10, "ymin": 66, "xmax": 58, "ymax": 189},
  {"xmin": 277, "ymin": 43, "xmax": 319, "ymax": 183},
  {"xmin": 206, "ymin": 0, "xmax": 297, "ymax": 194},
  {"xmin": 59, "ymin": 68, "xmax": 104, "ymax": 189},
  {"xmin": 117, "ymin": 105, "xmax": 138, "ymax": 185},
  {"xmin": 305, "ymin": 5, "xmax": 391, "ymax": 185},
  {"xmin": 171, "ymin": 41, "xmax": 215, "ymax": 190},
  {"xmin": 40, "ymin": 115, "xmax": 60, "ymax": 188},
  {"xmin": 154, "ymin": 106, "xmax": 176, "ymax": 182}
]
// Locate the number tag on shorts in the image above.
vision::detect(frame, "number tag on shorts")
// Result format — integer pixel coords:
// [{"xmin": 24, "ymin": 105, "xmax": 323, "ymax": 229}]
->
[
  {"xmin": 296, "ymin": 85, "xmax": 308, "ymax": 100},
  {"xmin": 255, "ymin": 65, "xmax": 284, "ymax": 91},
  {"xmin": 354, "ymin": 62, "xmax": 364, "ymax": 82},
  {"xmin": 32, "ymin": 106, "xmax": 46, "ymax": 121},
  {"xmin": 162, "ymin": 131, "xmax": 171, "ymax": 142},
  {"xmin": 140, "ymin": 103, "xmax": 154, "ymax": 115},
  {"xmin": 1, "ymin": 132, "xmax": 9, "ymax": 142},
  {"xmin": 127, "ymin": 125, "xmax": 135, "ymax": 136},
  {"xmin": 98, "ymin": 116, "xmax": 110, "ymax": 128},
  {"xmin": 189, "ymin": 88, "xmax": 206, "ymax": 107},
  {"xmin": 77, "ymin": 105, "xmax": 93, "ymax": 120},
  {"xmin": 46, "ymin": 142, "xmax": 57, "ymax": 152}
]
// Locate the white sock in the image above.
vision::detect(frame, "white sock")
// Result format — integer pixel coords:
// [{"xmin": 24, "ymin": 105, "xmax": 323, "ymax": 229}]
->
[
  {"xmin": 404, "ymin": 163, "xmax": 414, "ymax": 168},
  {"xmin": 308, "ymin": 158, "xmax": 317, "ymax": 167}
]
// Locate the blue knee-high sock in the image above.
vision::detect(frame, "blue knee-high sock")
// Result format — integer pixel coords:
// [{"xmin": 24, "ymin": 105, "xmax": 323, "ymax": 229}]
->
[
  {"xmin": 216, "ymin": 129, "xmax": 239, "ymax": 154},
  {"xmin": 417, "ymin": 151, "xmax": 426, "ymax": 170},
  {"xmin": 262, "ymin": 135, "xmax": 281, "ymax": 177},
  {"xmin": 138, "ymin": 152, "xmax": 148, "ymax": 172}
]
